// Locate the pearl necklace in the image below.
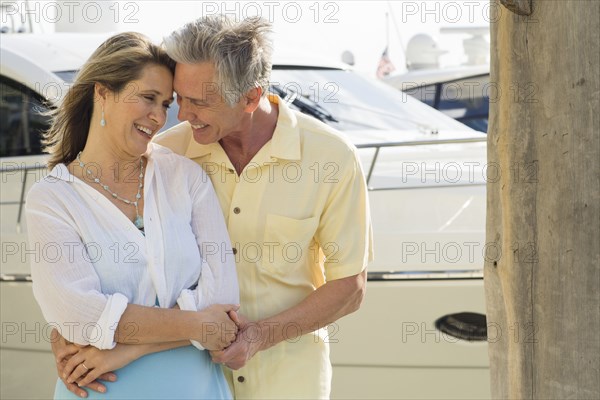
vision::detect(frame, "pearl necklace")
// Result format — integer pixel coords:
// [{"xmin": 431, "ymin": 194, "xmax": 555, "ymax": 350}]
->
[{"xmin": 76, "ymin": 152, "xmax": 145, "ymax": 230}]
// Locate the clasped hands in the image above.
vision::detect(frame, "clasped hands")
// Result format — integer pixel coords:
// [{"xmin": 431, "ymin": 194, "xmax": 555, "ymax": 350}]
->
[
  {"xmin": 52, "ymin": 304, "xmax": 260, "ymax": 398},
  {"xmin": 209, "ymin": 312, "xmax": 265, "ymax": 370}
]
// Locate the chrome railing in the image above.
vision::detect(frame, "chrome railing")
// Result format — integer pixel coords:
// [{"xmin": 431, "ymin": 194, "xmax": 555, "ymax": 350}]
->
[
  {"xmin": 0, "ymin": 163, "xmax": 48, "ymax": 229},
  {"xmin": 1, "ymin": 136, "xmax": 487, "ymax": 282},
  {"xmin": 356, "ymin": 136, "xmax": 487, "ymax": 188}
]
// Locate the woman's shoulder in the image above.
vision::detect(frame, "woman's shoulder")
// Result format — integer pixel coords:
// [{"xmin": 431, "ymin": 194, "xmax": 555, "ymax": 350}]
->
[
  {"xmin": 26, "ymin": 164, "xmax": 78, "ymax": 210},
  {"xmin": 28, "ymin": 164, "xmax": 71, "ymax": 191}
]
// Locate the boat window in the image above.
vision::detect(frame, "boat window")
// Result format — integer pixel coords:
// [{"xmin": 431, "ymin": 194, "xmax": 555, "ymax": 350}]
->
[
  {"xmin": 53, "ymin": 70, "xmax": 78, "ymax": 83},
  {"xmin": 268, "ymin": 68, "xmax": 469, "ymax": 132},
  {"xmin": 409, "ymin": 84, "xmax": 437, "ymax": 107},
  {"xmin": 0, "ymin": 76, "xmax": 50, "ymax": 157},
  {"xmin": 400, "ymin": 74, "xmax": 490, "ymax": 133},
  {"xmin": 437, "ymin": 75, "xmax": 489, "ymax": 132}
]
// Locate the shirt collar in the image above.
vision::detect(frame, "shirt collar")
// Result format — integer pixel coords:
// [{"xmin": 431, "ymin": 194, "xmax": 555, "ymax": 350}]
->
[
  {"xmin": 184, "ymin": 94, "xmax": 301, "ymax": 161},
  {"xmin": 47, "ymin": 163, "xmax": 75, "ymax": 182},
  {"xmin": 269, "ymin": 94, "xmax": 301, "ymax": 161}
]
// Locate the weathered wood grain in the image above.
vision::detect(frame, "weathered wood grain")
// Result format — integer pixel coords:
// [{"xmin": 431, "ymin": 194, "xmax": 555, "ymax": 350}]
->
[
  {"xmin": 486, "ymin": 0, "xmax": 600, "ymax": 398},
  {"xmin": 500, "ymin": 0, "xmax": 533, "ymax": 16}
]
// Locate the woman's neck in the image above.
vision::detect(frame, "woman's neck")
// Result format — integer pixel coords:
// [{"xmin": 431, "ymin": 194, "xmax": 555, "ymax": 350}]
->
[{"xmin": 74, "ymin": 133, "xmax": 146, "ymax": 184}]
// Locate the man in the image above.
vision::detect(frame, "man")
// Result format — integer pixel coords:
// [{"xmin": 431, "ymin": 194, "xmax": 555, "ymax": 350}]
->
[{"xmin": 56, "ymin": 15, "xmax": 372, "ymax": 399}]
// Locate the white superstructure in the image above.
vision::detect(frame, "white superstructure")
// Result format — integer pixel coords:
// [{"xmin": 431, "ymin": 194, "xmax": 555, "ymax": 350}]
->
[{"xmin": 1, "ymin": 33, "xmax": 490, "ymax": 399}]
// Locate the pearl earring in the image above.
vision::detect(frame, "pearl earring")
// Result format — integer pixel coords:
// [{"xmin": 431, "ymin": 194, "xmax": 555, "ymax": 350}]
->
[{"xmin": 100, "ymin": 106, "xmax": 106, "ymax": 127}]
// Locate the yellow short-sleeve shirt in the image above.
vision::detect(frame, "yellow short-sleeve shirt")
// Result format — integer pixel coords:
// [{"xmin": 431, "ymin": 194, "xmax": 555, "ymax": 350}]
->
[{"xmin": 155, "ymin": 95, "xmax": 373, "ymax": 399}]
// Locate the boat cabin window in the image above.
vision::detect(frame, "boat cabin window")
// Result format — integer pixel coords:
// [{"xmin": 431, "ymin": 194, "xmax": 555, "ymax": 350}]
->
[
  {"xmin": 405, "ymin": 74, "xmax": 490, "ymax": 133},
  {"xmin": 0, "ymin": 76, "xmax": 50, "ymax": 157}
]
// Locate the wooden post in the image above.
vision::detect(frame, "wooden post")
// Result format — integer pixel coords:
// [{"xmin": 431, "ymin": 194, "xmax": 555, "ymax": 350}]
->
[{"xmin": 485, "ymin": 0, "xmax": 600, "ymax": 398}]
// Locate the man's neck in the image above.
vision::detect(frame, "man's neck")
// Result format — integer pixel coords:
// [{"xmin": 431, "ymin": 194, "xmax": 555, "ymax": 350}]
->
[{"xmin": 220, "ymin": 97, "xmax": 279, "ymax": 175}]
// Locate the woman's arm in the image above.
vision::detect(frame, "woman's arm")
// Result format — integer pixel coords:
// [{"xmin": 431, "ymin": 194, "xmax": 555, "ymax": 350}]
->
[
  {"xmin": 52, "ymin": 304, "xmax": 237, "ymax": 398},
  {"xmin": 60, "ymin": 340, "xmax": 191, "ymax": 389},
  {"xmin": 26, "ymin": 185, "xmax": 238, "ymax": 351},
  {"xmin": 114, "ymin": 303, "xmax": 238, "ymax": 348},
  {"xmin": 55, "ymin": 306, "xmax": 240, "ymax": 394}
]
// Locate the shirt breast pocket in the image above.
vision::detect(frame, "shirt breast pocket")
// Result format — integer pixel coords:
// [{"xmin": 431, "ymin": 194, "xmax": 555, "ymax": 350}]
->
[{"xmin": 261, "ymin": 214, "xmax": 319, "ymax": 276}]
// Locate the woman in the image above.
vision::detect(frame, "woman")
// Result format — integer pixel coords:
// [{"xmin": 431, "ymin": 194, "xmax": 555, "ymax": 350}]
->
[{"xmin": 26, "ymin": 32, "xmax": 239, "ymax": 399}]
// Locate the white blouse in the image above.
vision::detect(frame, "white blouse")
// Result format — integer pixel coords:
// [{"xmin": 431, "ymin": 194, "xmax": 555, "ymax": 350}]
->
[{"xmin": 26, "ymin": 143, "xmax": 239, "ymax": 350}]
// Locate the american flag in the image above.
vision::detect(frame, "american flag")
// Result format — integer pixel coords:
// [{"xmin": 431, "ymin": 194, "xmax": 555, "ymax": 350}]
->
[{"xmin": 376, "ymin": 47, "xmax": 395, "ymax": 79}]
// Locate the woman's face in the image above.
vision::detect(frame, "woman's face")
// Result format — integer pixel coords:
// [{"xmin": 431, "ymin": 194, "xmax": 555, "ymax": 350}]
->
[{"xmin": 101, "ymin": 64, "xmax": 174, "ymax": 157}]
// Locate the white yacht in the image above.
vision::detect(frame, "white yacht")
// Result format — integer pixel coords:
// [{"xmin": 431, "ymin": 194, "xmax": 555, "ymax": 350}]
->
[
  {"xmin": 1, "ymin": 32, "xmax": 490, "ymax": 399},
  {"xmin": 382, "ymin": 28, "xmax": 491, "ymax": 133}
]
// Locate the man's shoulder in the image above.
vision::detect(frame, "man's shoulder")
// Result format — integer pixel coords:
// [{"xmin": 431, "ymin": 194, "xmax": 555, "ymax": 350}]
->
[{"xmin": 153, "ymin": 122, "xmax": 193, "ymax": 156}]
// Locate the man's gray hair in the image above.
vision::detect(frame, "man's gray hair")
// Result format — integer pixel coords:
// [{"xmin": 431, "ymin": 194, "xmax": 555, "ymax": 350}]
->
[{"xmin": 164, "ymin": 15, "xmax": 273, "ymax": 106}]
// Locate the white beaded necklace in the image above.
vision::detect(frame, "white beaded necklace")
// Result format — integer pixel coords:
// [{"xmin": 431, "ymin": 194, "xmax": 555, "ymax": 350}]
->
[{"xmin": 76, "ymin": 151, "xmax": 145, "ymax": 230}]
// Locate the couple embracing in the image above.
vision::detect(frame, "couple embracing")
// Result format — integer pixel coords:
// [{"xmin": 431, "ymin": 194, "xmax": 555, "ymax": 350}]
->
[{"xmin": 27, "ymin": 14, "xmax": 372, "ymax": 400}]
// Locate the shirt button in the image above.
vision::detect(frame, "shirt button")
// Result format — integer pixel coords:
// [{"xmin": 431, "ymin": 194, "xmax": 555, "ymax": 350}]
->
[
  {"xmin": 233, "ymin": 207, "xmax": 241, "ymax": 214},
  {"xmin": 232, "ymin": 247, "xmax": 238, "ymax": 255},
  {"xmin": 237, "ymin": 376, "xmax": 245, "ymax": 383}
]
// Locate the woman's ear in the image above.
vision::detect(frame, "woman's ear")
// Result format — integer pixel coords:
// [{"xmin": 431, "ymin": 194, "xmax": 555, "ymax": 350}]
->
[
  {"xmin": 94, "ymin": 83, "xmax": 109, "ymax": 104},
  {"xmin": 243, "ymin": 87, "xmax": 262, "ymax": 113}
]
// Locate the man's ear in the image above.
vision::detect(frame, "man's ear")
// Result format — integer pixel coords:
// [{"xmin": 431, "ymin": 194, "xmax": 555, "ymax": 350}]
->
[{"xmin": 243, "ymin": 87, "xmax": 262, "ymax": 113}]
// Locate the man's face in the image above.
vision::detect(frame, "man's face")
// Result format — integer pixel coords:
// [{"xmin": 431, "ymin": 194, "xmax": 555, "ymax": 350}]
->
[{"xmin": 174, "ymin": 62, "xmax": 247, "ymax": 145}]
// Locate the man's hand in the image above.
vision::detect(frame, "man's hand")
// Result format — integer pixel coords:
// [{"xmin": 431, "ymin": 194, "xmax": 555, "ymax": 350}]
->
[
  {"xmin": 210, "ymin": 315, "xmax": 263, "ymax": 370},
  {"xmin": 51, "ymin": 329, "xmax": 116, "ymax": 398}
]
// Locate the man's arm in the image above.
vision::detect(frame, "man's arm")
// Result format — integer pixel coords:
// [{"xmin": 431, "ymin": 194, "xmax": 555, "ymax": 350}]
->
[
  {"xmin": 211, "ymin": 270, "xmax": 366, "ymax": 369},
  {"xmin": 212, "ymin": 137, "xmax": 372, "ymax": 369}
]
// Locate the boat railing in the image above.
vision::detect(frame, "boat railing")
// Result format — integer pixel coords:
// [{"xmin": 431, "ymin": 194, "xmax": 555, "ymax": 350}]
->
[
  {"xmin": 0, "ymin": 136, "xmax": 487, "ymax": 229},
  {"xmin": 356, "ymin": 136, "xmax": 487, "ymax": 189}
]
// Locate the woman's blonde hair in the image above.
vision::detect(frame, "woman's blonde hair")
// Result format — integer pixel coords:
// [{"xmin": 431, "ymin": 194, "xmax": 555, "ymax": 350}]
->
[{"xmin": 43, "ymin": 32, "xmax": 175, "ymax": 169}]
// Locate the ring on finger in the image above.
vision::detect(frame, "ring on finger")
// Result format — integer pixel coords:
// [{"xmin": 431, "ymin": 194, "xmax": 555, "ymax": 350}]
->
[{"xmin": 81, "ymin": 363, "xmax": 89, "ymax": 371}]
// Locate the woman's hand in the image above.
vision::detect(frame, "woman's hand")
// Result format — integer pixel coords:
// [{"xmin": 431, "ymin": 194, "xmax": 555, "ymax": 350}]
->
[
  {"xmin": 195, "ymin": 304, "xmax": 240, "ymax": 350},
  {"xmin": 52, "ymin": 329, "xmax": 116, "ymax": 398},
  {"xmin": 63, "ymin": 344, "xmax": 140, "ymax": 388}
]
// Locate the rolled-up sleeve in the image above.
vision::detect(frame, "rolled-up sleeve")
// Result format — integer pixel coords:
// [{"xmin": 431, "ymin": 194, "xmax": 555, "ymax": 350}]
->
[{"xmin": 26, "ymin": 187, "xmax": 128, "ymax": 349}]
